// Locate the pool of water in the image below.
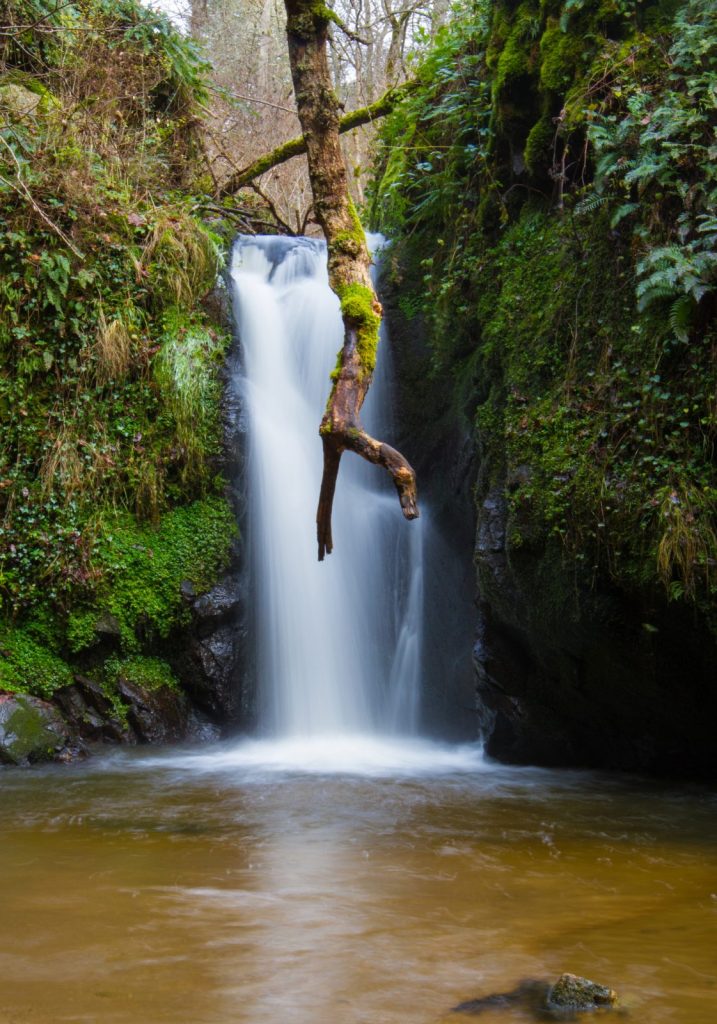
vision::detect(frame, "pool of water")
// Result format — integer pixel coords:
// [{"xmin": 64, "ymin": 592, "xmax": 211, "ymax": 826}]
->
[{"xmin": 1, "ymin": 736, "xmax": 715, "ymax": 1023}]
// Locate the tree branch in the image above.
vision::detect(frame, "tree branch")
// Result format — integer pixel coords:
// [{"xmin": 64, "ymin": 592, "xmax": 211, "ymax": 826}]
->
[
  {"xmin": 218, "ymin": 81, "xmax": 416, "ymax": 198},
  {"xmin": 283, "ymin": 0, "xmax": 418, "ymax": 559}
]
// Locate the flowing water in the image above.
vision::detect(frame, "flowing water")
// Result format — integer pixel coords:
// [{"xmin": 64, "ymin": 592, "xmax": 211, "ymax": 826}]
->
[
  {"xmin": 1, "ymin": 237, "xmax": 715, "ymax": 1023},
  {"xmin": 231, "ymin": 234, "xmax": 423, "ymax": 736},
  {"xmin": 0, "ymin": 749, "xmax": 716, "ymax": 1023}
]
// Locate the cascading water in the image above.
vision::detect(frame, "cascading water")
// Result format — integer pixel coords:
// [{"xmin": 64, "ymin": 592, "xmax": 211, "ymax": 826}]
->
[{"xmin": 230, "ymin": 233, "xmax": 424, "ymax": 741}]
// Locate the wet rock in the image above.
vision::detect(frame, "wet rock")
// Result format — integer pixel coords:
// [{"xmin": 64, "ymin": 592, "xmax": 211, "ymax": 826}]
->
[
  {"xmin": 0, "ymin": 694, "xmax": 76, "ymax": 765},
  {"xmin": 53, "ymin": 676, "xmax": 126, "ymax": 743},
  {"xmin": 185, "ymin": 623, "xmax": 243, "ymax": 721},
  {"xmin": 94, "ymin": 612, "xmax": 122, "ymax": 638},
  {"xmin": 548, "ymin": 974, "xmax": 617, "ymax": 1011},
  {"xmin": 186, "ymin": 706, "xmax": 222, "ymax": 743},
  {"xmin": 172, "ymin": 573, "xmax": 245, "ymax": 725},
  {"xmin": 116, "ymin": 678, "xmax": 189, "ymax": 744},
  {"xmin": 453, "ymin": 975, "xmax": 618, "ymax": 1019},
  {"xmin": 192, "ymin": 578, "xmax": 241, "ymax": 629}
]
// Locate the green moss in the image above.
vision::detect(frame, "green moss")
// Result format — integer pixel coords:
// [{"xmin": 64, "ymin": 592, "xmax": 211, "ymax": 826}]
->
[
  {"xmin": 105, "ymin": 654, "xmax": 178, "ymax": 691},
  {"xmin": 493, "ymin": 2, "xmax": 540, "ymax": 96},
  {"xmin": 524, "ymin": 112, "xmax": 555, "ymax": 173},
  {"xmin": 0, "ymin": 695, "xmax": 66, "ymax": 764},
  {"xmin": 0, "ymin": 628, "xmax": 73, "ymax": 699},
  {"xmin": 91, "ymin": 497, "xmax": 236, "ymax": 652},
  {"xmin": 66, "ymin": 611, "xmax": 102, "ymax": 654},
  {"xmin": 329, "ymin": 200, "xmax": 367, "ymax": 263},
  {"xmin": 336, "ymin": 282, "xmax": 381, "ymax": 378},
  {"xmin": 539, "ymin": 23, "xmax": 584, "ymax": 92}
]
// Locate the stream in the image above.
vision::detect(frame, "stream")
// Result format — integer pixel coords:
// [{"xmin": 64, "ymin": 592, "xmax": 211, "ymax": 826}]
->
[{"xmin": 1, "ymin": 742, "xmax": 716, "ymax": 1023}]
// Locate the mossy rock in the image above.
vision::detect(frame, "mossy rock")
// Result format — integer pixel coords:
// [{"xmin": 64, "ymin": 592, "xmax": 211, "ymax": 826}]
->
[
  {"xmin": 0, "ymin": 83, "xmax": 41, "ymax": 120},
  {"xmin": 0, "ymin": 694, "xmax": 72, "ymax": 765},
  {"xmin": 548, "ymin": 973, "xmax": 618, "ymax": 1010}
]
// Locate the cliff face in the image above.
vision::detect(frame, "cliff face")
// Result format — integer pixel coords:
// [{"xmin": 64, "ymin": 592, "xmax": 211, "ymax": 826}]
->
[{"xmin": 374, "ymin": 0, "xmax": 717, "ymax": 777}]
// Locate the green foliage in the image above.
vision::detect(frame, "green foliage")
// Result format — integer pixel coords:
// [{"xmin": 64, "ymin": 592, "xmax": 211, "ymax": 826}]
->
[
  {"xmin": 0, "ymin": 0, "xmax": 239, "ymax": 706},
  {"xmin": 72, "ymin": 497, "xmax": 235, "ymax": 652},
  {"xmin": 104, "ymin": 654, "xmax": 178, "ymax": 691},
  {"xmin": 371, "ymin": 0, "xmax": 717, "ymax": 613},
  {"xmin": 0, "ymin": 626, "xmax": 73, "ymax": 698},
  {"xmin": 585, "ymin": 0, "xmax": 717, "ymax": 311}
]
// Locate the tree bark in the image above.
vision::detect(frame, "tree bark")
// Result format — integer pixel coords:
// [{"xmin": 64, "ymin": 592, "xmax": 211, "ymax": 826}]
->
[
  {"xmin": 218, "ymin": 82, "xmax": 415, "ymax": 198},
  {"xmin": 283, "ymin": 0, "xmax": 418, "ymax": 560}
]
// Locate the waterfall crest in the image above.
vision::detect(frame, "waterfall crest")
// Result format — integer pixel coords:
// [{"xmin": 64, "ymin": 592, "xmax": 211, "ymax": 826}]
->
[{"xmin": 230, "ymin": 234, "xmax": 423, "ymax": 739}]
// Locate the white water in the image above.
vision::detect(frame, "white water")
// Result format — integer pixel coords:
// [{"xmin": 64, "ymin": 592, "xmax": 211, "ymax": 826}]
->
[{"xmin": 230, "ymin": 234, "xmax": 428, "ymax": 759}]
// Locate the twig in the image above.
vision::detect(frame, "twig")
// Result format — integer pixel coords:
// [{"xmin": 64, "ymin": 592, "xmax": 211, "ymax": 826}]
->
[{"xmin": 0, "ymin": 137, "xmax": 83, "ymax": 259}]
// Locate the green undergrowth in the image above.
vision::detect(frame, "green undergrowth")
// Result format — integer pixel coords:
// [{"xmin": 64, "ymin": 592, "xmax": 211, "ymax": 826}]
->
[
  {"xmin": 0, "ymin": 0, "xmax": 241, "ymax": 704},
  {"xmin": 370, "ymin": 0, "xmax": 717, "ymax": 621},
  {"xmin": 105, "ymin": 655, "xmax": 178, "ymax": 692}
]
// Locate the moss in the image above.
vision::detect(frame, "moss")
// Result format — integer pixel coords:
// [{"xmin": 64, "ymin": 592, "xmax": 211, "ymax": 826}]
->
[
  {"xmin": 0, "ymin": 695, "xmax": 66, "ymax": 764},
  {"xmin": 329, "ymin": 199, "xmax": 366, "ymax": 263},
  {"xmin": 492, "ymin": 1, "xmax": 541, "ymax": 96},
  {"xmin": 539, "ymin": 22, "xmax": 584, "ymax": 92},
  {"xmin": 0, "ymin": 628, "xmax": 73, "ymax": 699},
  {"xmin": 105, "ymin": 654, "xmax": 178, "ymax": 691},
  {"xmin": 90, "ymin": 496, "xmax": 236, "ymax": 652},
  {"xmin": 336, "ymin": 282, "xmax": 381, "ymax": 378},
  {"xmin": 524, "ymin": 112, "xmax": 555, "ymax": 173}
]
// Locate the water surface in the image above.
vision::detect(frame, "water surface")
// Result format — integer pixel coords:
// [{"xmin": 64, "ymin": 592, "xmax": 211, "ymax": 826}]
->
[{"xmin": 1, "ymin": 739, "xmax": 715, "ymax": 1023}]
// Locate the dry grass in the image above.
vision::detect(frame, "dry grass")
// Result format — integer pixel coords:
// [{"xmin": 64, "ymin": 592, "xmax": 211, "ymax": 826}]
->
[
  {"xmin": 94, "ymin": 314, "xmax": 132, "ymax": 384},
  {"xmin": 39, "ymin": 426, "xmax": 85, "ymax": 501},
  {"xmin": 141, "ymin": 213, "xmax": 219, "ymax": 307},
  {"xmin": 134, "ymin": 457, "xmax": 163, "ymax": 523},
  {"xmin": 656, "ymin": 486, "xmax": 717, "ymax": 596}
]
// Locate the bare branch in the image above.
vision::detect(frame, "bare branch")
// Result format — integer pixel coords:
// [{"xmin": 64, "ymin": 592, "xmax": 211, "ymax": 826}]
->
[{"xmin": 218, "ymin": 80, "xmax": 416, "ymax": 197}]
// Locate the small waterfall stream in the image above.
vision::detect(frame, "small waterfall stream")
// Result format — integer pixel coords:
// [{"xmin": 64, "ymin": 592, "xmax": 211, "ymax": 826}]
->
[{"xmin": 230, "ymin": 234, "xmax": 423, "ymax": 741}]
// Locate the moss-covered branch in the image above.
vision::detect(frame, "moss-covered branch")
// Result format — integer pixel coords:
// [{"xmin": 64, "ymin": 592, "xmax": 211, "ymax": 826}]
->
[
  {"xmin": 218, "ymin": 82, "xmax": 416, "ymax": 198},
  {"xmin": 282, "ymin": 0, "xmax": 418, "ymax": 559}
]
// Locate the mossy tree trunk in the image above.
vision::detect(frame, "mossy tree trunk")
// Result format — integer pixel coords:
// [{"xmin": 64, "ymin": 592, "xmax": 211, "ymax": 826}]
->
[{"xmin": 284, "ymin": 0, "xmax": 418, "ymax": 560}]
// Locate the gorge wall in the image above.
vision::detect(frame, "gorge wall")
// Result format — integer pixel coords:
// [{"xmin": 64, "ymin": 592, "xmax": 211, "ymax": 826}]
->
[{"xmin": 375, "ymin": 0, "xmax": 717, "ymax": 778}]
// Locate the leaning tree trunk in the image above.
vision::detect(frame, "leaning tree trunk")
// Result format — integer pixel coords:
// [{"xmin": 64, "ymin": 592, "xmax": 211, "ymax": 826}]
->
[{"xmin": 284, "ymin": 0, "xmax": 418, "ymax": 560}]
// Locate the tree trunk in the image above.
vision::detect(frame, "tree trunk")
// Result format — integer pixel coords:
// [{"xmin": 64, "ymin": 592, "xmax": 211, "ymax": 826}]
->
[{"xmin": 283, "ymin": 0, "xmax": 418, "ymax": 559}]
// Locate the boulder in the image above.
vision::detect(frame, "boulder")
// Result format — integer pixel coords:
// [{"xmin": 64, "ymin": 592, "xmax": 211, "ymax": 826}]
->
[
  {"xmin": 53, "ymin": 676, "xmax": 127, "ymax": 743},
  {"xmin": 0, "ymin": 694, "xmax": 76, "ymax": 765},
  {"xmin": 0, "ymin": 83, "xmax": 41, "ymax": 120},
  {"xmin": 115, "ymin": 678, "xmax": 189, "ymax": 744}
]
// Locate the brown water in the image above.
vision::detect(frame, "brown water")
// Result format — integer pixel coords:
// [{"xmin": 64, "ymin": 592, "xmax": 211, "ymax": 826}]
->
[{"xmin": 1, "ymin": 737, "xmax": 716, "ymax": 1024}]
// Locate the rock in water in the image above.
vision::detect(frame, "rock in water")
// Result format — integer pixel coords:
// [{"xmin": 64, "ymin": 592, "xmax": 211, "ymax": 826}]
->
[
  {"xmin": 0, "ymin": 694, "xmax": 74, "ymax": 765},
  {"xmin": 548, "ymin": 974, "xmax": 617, "ymax": 1011}
]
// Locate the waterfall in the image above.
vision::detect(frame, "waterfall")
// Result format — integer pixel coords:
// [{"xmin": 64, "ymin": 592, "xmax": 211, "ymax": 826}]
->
[{"xmin": 230, "ymin": 234, "xmax": 423, "ymax": 739}]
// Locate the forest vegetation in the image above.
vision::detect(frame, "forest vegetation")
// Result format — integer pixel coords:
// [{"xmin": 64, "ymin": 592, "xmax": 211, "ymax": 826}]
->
[{"xmin": 370, "ymin": 0, "xmax": 717, "ymax": 621}]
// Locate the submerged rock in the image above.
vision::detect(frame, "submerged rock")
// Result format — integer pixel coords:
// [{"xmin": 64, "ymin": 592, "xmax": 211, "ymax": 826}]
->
[
  {"xmin": 453, "ymin": 974, "xmax": 619, "ymax": 1019},
  {"xmin": 0, "ymin": 694, "xmax": 77, "ymax": 765}
]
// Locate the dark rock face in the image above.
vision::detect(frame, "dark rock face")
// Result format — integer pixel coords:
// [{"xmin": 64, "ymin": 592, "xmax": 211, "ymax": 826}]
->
[
  {"xmin": 170, "ymin": 299, "xmax": 249, "ymax": 732},
  {"xmin": 54, "ymin": 673, "xmax": 220, "ymax": 749},
  {"xmin": 54, "ymin": 676, "xmax": 127, "ymax": 744},
  {"xmin": 0, "ymin": 694, "xmax": 80, "ymax": 765},
  {"xmin": 173, "ymin": 573, "xmax": 247, "ymax": 726},
  {"xmin": 474, "ymin": 478, "xmax": 717, "ymax": 778}
]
